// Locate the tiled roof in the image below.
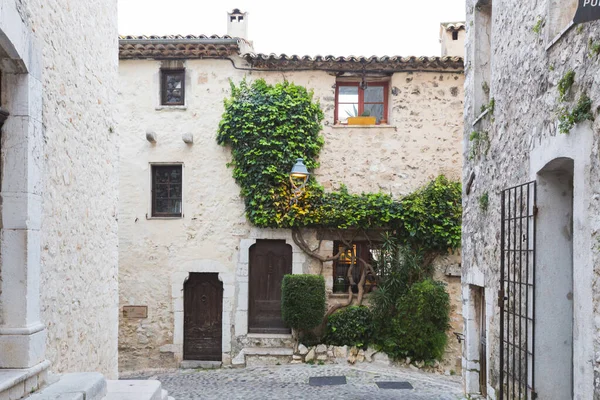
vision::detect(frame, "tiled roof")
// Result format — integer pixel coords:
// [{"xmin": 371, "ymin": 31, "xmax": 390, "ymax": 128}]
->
[
  {"xmin": 441, "ymin": 22, "xmax": 466, "ymax": 31},
  {"xmin": 242, "ymin": 53, "xmax": 463, "ymax": 72},
  {"xmin": 118, "ymin": 35, "xmax": 464, "ymax": 71},
  {"xmin": 119, "ymin": 35, "xmax": 241, "ymax": 59}
]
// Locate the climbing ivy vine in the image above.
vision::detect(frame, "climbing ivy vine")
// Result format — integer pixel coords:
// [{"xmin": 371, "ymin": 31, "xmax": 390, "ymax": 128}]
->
[{"xmin": 217, "ymin": 79, "xmax": 462, "ymax": 251}]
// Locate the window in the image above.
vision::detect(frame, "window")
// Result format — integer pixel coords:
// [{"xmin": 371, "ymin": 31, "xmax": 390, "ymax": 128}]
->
[
  {"xmin": 452, "ymin": 31, "xmax": 459, "ymax": 40},
  {"xmin": 335, "ymin": 82, "xmax": 388, "ymax": 124},
  {"xmin": 161, "ymin": 69, "xmax": 185, "ymax": 106},
  {"xmin": 151, "ymin": 165, "xmax": 182, "ymax": 217},
  {"xmin": 332, "ymin": 241, "xmax": 378, "ymax": 293}
]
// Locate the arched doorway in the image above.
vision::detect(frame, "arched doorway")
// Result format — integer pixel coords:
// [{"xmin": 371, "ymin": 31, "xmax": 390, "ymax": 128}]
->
[{"xmin": 535, "ymin": 157, "xmax": 574, "ymax": 399}]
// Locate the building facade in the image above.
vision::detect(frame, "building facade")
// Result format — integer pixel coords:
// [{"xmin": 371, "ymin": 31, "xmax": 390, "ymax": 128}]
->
[
  {"xmin": 462, "ymin": 0, "xmax": 600, "ymax": 399},
  {"xmin": 118, "ymin": 11, "xmax": 465, "ymax": 373},
  {"xmin": 0, "ymin": 0, "xmax": 119, "ymax": 397}
]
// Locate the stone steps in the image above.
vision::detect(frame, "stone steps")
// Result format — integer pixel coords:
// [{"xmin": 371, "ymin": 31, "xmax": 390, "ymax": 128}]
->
[
  {"xmin": 0, "ymin": 361, "xmax": 50, "ymax": 400},
  {"xmin": 23, "ymin": 372, "xmax": 106, "ymax": 400},
  {"xmin": 232, "ymin": 347, "xmax": 293, "ymax": 367},
  {"xmin": 103, "ymin": 380, "xmax": 162, "ymax": 400},
  {"xmin": 9, "ymin": 372, "xmax": 172, "ymax": 400}
]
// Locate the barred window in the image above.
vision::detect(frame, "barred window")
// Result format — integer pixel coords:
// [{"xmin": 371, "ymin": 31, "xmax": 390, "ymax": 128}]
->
[{"xmin": 152, "ymin": 165, "xmax": 182, "ymax": 217}]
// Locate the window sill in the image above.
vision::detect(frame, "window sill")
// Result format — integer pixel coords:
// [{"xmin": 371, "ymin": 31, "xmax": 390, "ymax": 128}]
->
[
  {"xmin": 146, "ymin": 215, "xmax": 183, "ymax": 220},
  {"xmin": 155, "ymin": 105, "xmax": 187, "ymax": 111},
  {"xmin": 546, "ymin": 21, "xmax": 575, "ymax": 52},
  {"xmin": 332, "ymin": 125, "xmax": 397, "ymax": 129},
  {"xmin": 329, "ymin": 292, "xmax": 373, "ymax": 298}
]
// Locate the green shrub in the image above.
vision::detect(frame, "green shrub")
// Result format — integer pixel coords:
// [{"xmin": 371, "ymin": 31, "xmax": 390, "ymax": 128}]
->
[
  {"xmin": 325, "ymin": 306, "xmax": 373, "ymax": 349},
  {"xmin": 281, "ymin": 275, "xmax": 326, "ymax": 332},
  {"xmin": 378, "ymin": 279, "xmax": 450, "ymax": 361}
]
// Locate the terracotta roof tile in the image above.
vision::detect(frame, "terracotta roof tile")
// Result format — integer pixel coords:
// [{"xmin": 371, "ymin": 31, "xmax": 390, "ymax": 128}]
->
[
  {"xmin": 242, "ymin": 53, "xmax": 463, "ymax": 72},
  {"xmin": 119, "ymin": 35, "xmax": 242, "ymax": 59}
]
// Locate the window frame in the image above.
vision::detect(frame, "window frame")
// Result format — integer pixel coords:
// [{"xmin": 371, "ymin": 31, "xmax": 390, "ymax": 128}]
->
[
  {"xmin": 334, "ymin": 81, "xmax": 389, "ymax": 125},
  {"xmin": 332, "ymin": 241, "xmax": 378, "ymax": 293},
  {"xmin": 160, "ymin": 69, "xmax": 186, "ymax": 106},
  {"xmin": 150, "ymin": 163, "xmax": 184, "ymax": 218}
]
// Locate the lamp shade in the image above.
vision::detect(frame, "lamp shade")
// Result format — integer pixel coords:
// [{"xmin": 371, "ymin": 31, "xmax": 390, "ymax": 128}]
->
[{"xmin": 290, "ymin": 158, "xmax": 309, "ymax": 178}]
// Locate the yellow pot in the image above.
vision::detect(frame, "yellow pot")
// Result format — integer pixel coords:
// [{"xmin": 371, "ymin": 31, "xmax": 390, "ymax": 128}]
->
[{"xmin": 347, "ymin": 116, "xmax": 377, "ymax": 125}]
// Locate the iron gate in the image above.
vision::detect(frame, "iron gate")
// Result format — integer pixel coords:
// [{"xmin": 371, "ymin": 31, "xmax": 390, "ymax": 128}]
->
[{"xmin": 499, "ymin": 181, "xmax": 536, "ymax": 399}]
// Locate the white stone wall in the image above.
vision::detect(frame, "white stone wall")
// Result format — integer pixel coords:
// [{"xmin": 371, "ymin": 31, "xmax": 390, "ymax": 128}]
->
[
  {"xmin": 462, "ymin": 1, "xmax": 600, "ymax": 397},
  {"xmin": 7, "ymin": 0, "xmax": 120, "ymax": 378},
  {"xmin": 118, "ymin": 57, "xmax": 464, "ymax": 371}
]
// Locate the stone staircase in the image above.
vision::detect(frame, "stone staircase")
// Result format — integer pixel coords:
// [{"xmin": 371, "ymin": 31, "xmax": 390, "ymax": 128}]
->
[{"xmin": 0, "ymin": 370, "xmax": 173, "ymax": 400}]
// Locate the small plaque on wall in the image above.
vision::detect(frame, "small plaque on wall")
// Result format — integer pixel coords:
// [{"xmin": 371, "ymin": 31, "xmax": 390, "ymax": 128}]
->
[{"xmin": 123, "ymin": 306, "xmax": 148, "ymax": 319}]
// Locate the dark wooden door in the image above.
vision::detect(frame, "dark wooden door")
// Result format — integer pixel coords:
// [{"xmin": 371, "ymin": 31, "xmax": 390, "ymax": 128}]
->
[
  {"xmin": 248, "ymin": 240, "xmax": 292, "ymax": 334},
  {"xmin": 183, "ymin": 273, "xmax": 222, "ymax": 361}
]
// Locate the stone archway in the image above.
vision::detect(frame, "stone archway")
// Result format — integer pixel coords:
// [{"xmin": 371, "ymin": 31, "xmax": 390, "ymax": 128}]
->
[{"xmin": 0, "ymin": 1, "xmax": 46, "ymax": 372}]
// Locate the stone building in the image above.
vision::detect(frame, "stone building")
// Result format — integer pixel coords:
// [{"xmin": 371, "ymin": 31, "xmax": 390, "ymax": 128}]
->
[
  {"xmin": 118, "ymin": 10, "xmax": 465, "ymax": 373},
  {"xmin": 0, "ymin": 0, "xmax": 121, "ymax": 398},
  {"xmin": 462, "ymin": 0, "xmax": 600, "ymax": 399}
]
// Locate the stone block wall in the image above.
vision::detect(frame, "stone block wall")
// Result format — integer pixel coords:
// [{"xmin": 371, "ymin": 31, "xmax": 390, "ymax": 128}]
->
[
  {"xmin": 117, "ymin": 56, "xmax": 464, "ymax": 371},
  {"xmin": 462, "ymin": 0, "xmax": 600, "ymax": 397},
  {"xmin": 13, "ymin": 0, "xmax": 120, "ymax": 378}
]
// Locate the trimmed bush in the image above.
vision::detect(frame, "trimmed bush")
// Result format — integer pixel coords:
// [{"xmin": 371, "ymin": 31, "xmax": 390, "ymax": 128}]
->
[
  {"xmin": 325, "ymin": 306, "xmax": 373, "ymax": 349},
  {"xmin": 281, "ymin": 274, "xmax": 326, "ymax": 332},
  {"xmin": 379, "ymin": 279, "xmax": 450, "ymax": 361}
]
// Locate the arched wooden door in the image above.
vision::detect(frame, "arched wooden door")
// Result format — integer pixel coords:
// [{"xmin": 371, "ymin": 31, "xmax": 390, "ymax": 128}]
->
[
  {"xmin": 183, "ymin": 273, "xmax": 223, "ymax": 361},
  {"xmin": 248, "ymin": 240, "xmax": 292, "ymax": 334}
]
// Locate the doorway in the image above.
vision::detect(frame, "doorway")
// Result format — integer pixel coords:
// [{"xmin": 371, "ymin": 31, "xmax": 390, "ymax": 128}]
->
[
  {"xmin": 248, "ymin": 240, "xmax": 292, "ymax": 334},
  {"xmin": 183, "ymin": 273, "xmax": 223, "ymax": 361},
  {"xmin": 535, "ymin": 158, "xmax": 574, "ymax": 399}
]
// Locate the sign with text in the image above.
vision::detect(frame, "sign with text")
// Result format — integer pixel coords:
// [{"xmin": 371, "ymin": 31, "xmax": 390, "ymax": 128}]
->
[
  {"xmin": 574, "ymin": 0, "xmax": 600, "ymax": 24},
  {"xmin": 123, "ymin": 305, "xmax": 148, "ymax": 318}
]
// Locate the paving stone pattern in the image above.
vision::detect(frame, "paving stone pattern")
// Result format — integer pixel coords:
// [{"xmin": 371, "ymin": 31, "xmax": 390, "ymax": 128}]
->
[{"xmin": 127, "ymin": 364, "xmax": 463, "ymax": 399}]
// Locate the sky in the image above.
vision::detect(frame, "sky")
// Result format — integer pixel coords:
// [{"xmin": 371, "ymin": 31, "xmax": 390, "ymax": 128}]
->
[{"xmin": 118, "ymin": 0, "xmax": 466, "ymax": 57}]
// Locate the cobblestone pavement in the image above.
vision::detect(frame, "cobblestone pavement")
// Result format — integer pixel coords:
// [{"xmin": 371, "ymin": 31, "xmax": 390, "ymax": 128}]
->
[{"xmin": 125, "ymin": 363, "xmax": 464, "ymax": 400}]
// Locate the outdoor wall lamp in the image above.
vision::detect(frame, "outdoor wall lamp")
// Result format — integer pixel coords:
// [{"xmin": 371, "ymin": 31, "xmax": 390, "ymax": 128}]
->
[{"xmin": 289, "ymin": 158, "xmax": 309, "ymax": 203}]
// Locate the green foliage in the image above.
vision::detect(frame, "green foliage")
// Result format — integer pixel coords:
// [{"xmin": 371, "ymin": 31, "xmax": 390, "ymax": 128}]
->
[
  {"xmin": 378, "ymin": 279, "xmax": 450, "ymax": 361},
  {"xmin": 589, "ymin": 39, "xmax": 600, "ymax": 57},
  {"xmin": 396, "ymin": 176, "xmax": 462, "ymax": 252},
  {"xmin": 532, "ymin": 17, "xmax": 544, "ymax": 34},
  {"xmin": 370, "ymin": 237, "xmax": 430, "ymax": 328},
  {"xmin": 577, "ymin": 24, "xmax": 585, "ymax": 34},
  {"xmin": 479, "ymin": 98, "xmax": 495, "ymax": 115},
  {"xmin": 549, "ymin": 64, "xmax": 555, "ymax": 71},
  {"xmin": 217, "ymin": 79, "xmax": 462, "ymax": 251},
  {"xmin": 558, "ymin": 94, "xmax": 594, "ymax": 134},
  {"xmin": 481, "ymin": 81, "xmax": 489, "ymax": 95},
  {"xmin": 468, "ymin": 130, "xmax": 489, "ymax": 160},
  {"xmin": 281, "ymin": 275, "xmax": 326, "ymax": 332},
  {"xmin": 479, "ymin": 192, "xmax": 489, "ymax": 212},
  {"xmin": 299, "ymin": 331, "xmax": 321, "ymax": 347},
  {"xmin": 325, "ymin": 306, "xmax": 373, "ymax": 349},
  {"xmin": 558, "ymin": 70, "xmax": 575, "ymax": 101},
  {"xmin": 217, "ymin": 79, "xmax": 325, "ymax": 228}
]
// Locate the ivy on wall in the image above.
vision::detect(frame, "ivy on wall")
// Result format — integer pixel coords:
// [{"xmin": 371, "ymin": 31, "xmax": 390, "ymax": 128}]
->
[{"xmin": 217, "ymin": 79, "xmax": 462, "ymax": 251}]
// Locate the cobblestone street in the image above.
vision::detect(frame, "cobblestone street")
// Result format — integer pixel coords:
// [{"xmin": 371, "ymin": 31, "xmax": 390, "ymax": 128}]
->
[{"xmin": 125, "ymin": 363, "xmax": 464, "ymax": 399}]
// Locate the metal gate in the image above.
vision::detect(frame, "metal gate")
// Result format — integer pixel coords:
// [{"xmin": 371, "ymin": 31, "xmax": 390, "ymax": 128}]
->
[{"xmin": 499, "ymin": 181, "xmax": 536, "ymax": 399}]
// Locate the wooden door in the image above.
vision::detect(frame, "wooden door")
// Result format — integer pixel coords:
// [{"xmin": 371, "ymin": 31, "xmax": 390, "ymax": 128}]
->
[
  {"xmin": 248, "ymin": 240, "xmax": 292, "ymax": 334},
  {"xmin": 183, "ymin": 273, "xmax": 222, "ymax": 361}
]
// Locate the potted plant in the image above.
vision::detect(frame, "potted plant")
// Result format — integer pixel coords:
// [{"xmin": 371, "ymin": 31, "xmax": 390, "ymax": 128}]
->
[
  {"xmin": 333, "ymin": 277, "xmax": 346, "ymax": 293},
  {"xmin": 347, "ymin": 110, "xmax": 377, "ymax": 125}
]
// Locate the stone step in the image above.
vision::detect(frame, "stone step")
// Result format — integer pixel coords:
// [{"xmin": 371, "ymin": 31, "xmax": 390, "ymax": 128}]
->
[
  {"xmin": 24, "ymin": 372, "xmax": 106, "ymax": 400},
  {"xmin": 232, "ymin": 347, "xmax": 294, "ymax": 367},
  {"xmin": 0, "ymin": 360, "xmax": 50, "ymax": 400},
  {"xmin": 103, "ymin": 380, "xmax": 162, "ymax": 400},
  {"xmin": 180, "ymin": 361, "xmax": 222, "ymax": 370}
]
